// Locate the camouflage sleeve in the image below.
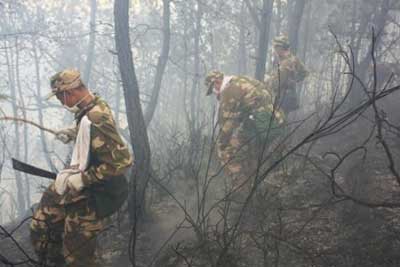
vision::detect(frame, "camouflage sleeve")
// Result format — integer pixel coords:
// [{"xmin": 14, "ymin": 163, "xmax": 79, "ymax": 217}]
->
[
  {"xmin": 218, "ymin": 83, "xmax": 245, "ymax": 150},
  {"xmin": 294, "ymin": 57, "xmax": 308, "ymax": 82},
  {"xmin": 265, "ymin": 64, "xmax": 294, "ymax": 95},
  {"xmin": 81, "ymin": 104, "xmax": 133, "ymax": 186}
]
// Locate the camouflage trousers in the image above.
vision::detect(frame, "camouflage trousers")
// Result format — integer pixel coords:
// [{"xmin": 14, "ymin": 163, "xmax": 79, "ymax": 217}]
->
[
  {"xmin": 218, "ymin": 131, "xmax": 263, "ymax": 193},
  {"xmin": 217, "ymin": 127, "xmax": 285, "ymax": 201},
  {"xmin": 30, "ymin": 183, "xmax": 103, "ymax": 267}
]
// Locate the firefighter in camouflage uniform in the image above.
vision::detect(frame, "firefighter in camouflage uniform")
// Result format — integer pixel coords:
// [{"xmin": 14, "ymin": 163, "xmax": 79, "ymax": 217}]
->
[
  {"xmin": 30, "ymin": 69, "xmax": 133, "ymax": 267},
  {"xmin": 265, "ymin": 35, "xmax": 308, "ymax": 114},
  {"xmin": 205, "ymin": 71, "xmax": 284, "ymax": 193}
]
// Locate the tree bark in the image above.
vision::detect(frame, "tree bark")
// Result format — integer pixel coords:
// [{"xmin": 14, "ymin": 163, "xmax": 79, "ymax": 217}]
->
[
  {"xmin": 300, "ymin": 1, "xmax": 312, "ymax": 62},
  {"xmin": 182, "ymin": 4, "xmax": 190, "ymax": 129},
  {"xmin": 350, "ymin": 0, "xmax": 391, "ymax": 105},
  {"xmin": 114, "ymin": 75, "xmax": 121, "ymax": 128},
  {"xmin": 15, "ymin": 39, "xmax": 30, "ymax": 209},
  {"xmin": 238, "ymin": 1, "xmax": 248, "ymax": 75},
  {"xmin": 190, "ymin": 0, "xmax": 203, "ymax": 132},
  {"xmin": 83, "ymin": 0, "xmax": 97, "ymax": 86},
  {"xmin": 288, "ymin": 0, "xmax": 306, "ymax": 54},
  {"xmin": 33, "ymin": 38, "xmax": 57, "ymax": 172},
  {"xmin": 275, "ymin": 0, "xmax": 283, "ymax": 36},
  {"xmin": 143, "ymin": 0, "xmax": 171, "ymax": 127},
  {"xmin": 244, "ymin": 0, "xmax": 261, "ymax": 30},
  {"xmin": 255, "ymin": 0, "xmax": 274, "ymax": 81},
  {"xmin": 114, "ymin": 0, "xmax": 151, "ymax": 222},
  {"xmin": 5, "ymin": 40, "xmax": 26, "ymax": 216}
]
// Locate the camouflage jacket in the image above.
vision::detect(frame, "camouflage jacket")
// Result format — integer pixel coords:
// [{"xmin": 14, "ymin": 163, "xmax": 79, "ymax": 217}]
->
[
  {"xmin": 75, "ymin": 95, "xmax": 133, "ymax": 186},
  {"xmin": 266, "ymin": 53, "xmax": 308, "ymax": 96},
  {"xmin": 58, "ymin": 95, "xmax": 133, "ymax": 215},
  {"xmin": 217, "ymin": 76, "xmax": 284, "ymax": 151}
]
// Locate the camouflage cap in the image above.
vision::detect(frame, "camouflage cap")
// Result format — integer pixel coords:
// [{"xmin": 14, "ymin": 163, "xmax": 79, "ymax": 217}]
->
[
  {"xmin": 272, "ymin": 35, "xmax": 290, "ymax": 49},
  {"xmin": 205, "ymin": 70, "xmax": 224, "ymax": 96},
  {"xmin": 46, "ymin": 69, "xmax": 82, "ymax": 99}
]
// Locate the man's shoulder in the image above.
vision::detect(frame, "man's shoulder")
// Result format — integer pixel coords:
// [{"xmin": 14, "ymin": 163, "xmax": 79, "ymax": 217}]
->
[
  {"xmin": 220, "ymin": 76, "xmax": 263, "ymax": 102},
  {"xmin": 222, "ymin": 76, "xmax": 248, "ymax": 94},
  {"xmin": 279, "ymin": 54, "xmax": 294, "ymax": 64},
  {"xmin": 285, "ymin": 54, "xmax": 304, "ymax": 65},
  {"xmin": 87, "ymin": 97, "xmax": 113, "ymax": 125},
  {"xmin": 278, "ymin": 54, "xmax": 303, "ymax": 73},
  {"xmin": 230, "ymin": 75, "xmax": 262, "ymax": 88}
]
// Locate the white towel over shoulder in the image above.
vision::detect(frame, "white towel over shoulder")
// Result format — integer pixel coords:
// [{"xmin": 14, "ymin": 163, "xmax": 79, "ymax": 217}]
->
[{"xmin": 70, "ymin": 115, "xmax": 92, "ymax": 171}]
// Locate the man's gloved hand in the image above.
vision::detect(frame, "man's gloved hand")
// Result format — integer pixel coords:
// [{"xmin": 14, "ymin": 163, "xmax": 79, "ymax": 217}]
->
[
  {"xmin": 54, "ymin": 169, "xmax": 79, "ymax": 195},
  {"xmin": 55, "ymin": 127, "xmax": 77, "ymax": 144}
]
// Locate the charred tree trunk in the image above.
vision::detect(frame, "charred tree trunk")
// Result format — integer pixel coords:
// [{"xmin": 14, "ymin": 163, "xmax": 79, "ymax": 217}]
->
[
  {"xmin": 255, "ymin": 0, "xmax": 274, "ymax": 81},
  {"xmin": 144, "ymin": 0, "xmax": 171, "ymax": 127},
  {"xmin": 114, "ymin": 0, "xmax": 151, "ymax": 222}
]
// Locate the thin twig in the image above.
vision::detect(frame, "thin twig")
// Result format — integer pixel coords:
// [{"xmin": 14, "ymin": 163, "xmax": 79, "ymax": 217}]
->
[{"xmin": 0, "ymin": 116, "xmax": 56, "ymax": 135}]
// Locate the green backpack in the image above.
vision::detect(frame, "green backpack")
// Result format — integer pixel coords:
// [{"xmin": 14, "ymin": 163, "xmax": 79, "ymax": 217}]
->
[{"xmin": 245, "ymin": 111, "xmax": 284, "ymax": 144}]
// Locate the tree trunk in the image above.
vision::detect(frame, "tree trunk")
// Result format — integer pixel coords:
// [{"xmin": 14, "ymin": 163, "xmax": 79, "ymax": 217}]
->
[
  {"xmin": 114, "ymin": 75, "xmax": 121, "ymax": 128},
  {"xmin": 255, "ymin": 0, "xmax": 274, "ymax": 81},
  {"xmin": 143, "ymin": 0, "xmax": 171, "ymax": 127},
  {"xmin": 244, "ymin": 0, "xmax": 261, "ymax": 30},
  {"xmin": 275, "ymin": 0, "xmax": 283, "ymax": 36},
  {"xmin": 83, "ymin": 0, "xmax": 97, "ymax": 86},
  {"xmin": 5, "ymin": 41, "xmax": 26, "ymax": 216},
  {"xmin": 288, "ymin": 0, "xmax": 306, "ymax": 54},
  {"xmin": 114, "ymin": 0, "xmax": 151, "ymax": 223},
  {"xmin": 300, "ymin": 1, "xmax": 312, "ymax": 62},
  {"xmin": 350, "ymin": 0, "xmax": 358, "ymax": 48},
  {"xmin": 182, "ymin": 4, "xmax": 190, "ymax": 129},
  {"xmin": 15, "ymin": 39, "xmax": 30, "ymax": 209},
  {"xmin": 350, "ymin": 0, "xmax": 391, "ymax": 105},
  {"xmin": 238, "ymin": 2, "xmax": 248, "ymax": 75},
  {"xmin": 33, "ymin": 38, "xmax": 57, "ymax": 172},
  {"xmin": 190, "ymin": 0, "xmax": 203, "ymax": 133}
]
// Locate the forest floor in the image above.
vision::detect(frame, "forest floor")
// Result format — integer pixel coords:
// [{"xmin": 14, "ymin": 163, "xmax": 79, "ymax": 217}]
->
[{"xmin": 0, "ymin": 199, "xmax": 186, "ymax": 267}]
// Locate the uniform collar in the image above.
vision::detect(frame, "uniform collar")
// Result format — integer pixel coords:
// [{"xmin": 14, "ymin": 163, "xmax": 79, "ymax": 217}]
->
[{"xmin": 75, "ymin": 93, "xmax": 99, "ymax": 122}]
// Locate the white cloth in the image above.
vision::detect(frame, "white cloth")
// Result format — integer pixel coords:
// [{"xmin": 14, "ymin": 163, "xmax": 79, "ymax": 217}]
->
[
  {"xmin": 67, "ymin": 172, "xmax": 85, "ymax": 192},
  {"xmin": 213, "ymin": 75, "xmax": 233, "ymax": 96},
  {"xmin": 54, "ymin": 115, "xmax": 92, "ymax": 195},
  {"xmin": 55, "ymin": 169, "xmax": 80, "ymax": 195},
  {"xmin": 70, "ymin": 115, "xmax": 92, "ymax": 171},
  {"xmin": 214, "ymin": 76, "xmax": 233, "ymax": 125},
  {"xmin": 220, "ymin": 75, "xmax": 233, "ymax": 93}
]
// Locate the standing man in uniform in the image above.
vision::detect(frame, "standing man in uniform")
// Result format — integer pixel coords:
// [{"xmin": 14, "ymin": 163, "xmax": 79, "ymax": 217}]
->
[
  {"xmin": 205, "ymin": 71, "xmax": 284, "ymax": 193},
  {"xmin": 30, "ymin": 69, "xmax": 133, "ymax": 267},
  {"xmin": 265, "ymin": 35, "xmax": 308, "ymax": 114}
]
